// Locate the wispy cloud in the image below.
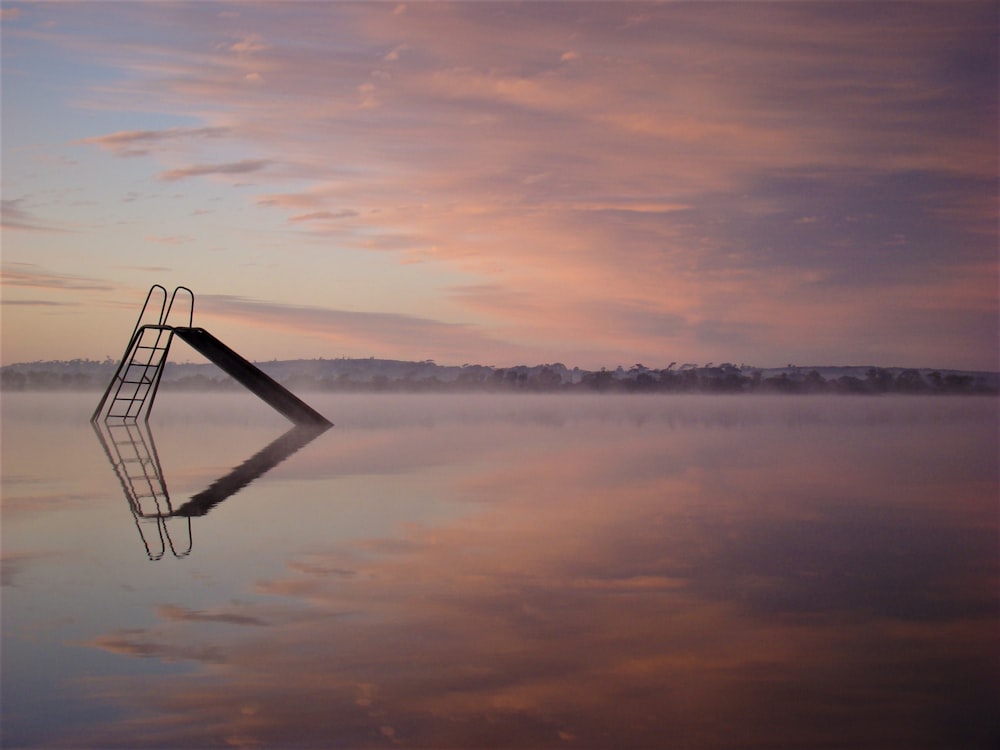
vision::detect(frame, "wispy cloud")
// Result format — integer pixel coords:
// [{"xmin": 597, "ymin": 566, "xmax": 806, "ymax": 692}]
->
[
  {"xmin": 287, "ymin": 209, "xmax": 358, "ymax": 223},
  {"xmin": 80, "ymin": 127, "xmax": 230, "ymax": 158},
  {"xmin": 86, "ymin": 632, "xmax": 226, "ymax": 664},
  {"xmin": 143, "ymin": 235, "xmax": 194, "ymax": 245},
  {"xmin": 0, "ymin": 263, "xmax": 116, "ymax": 292},
  {"xmin": 0, "ymin": 299, "xmax": 78, "ymax": 307},
  {"xmin": 197, "ymin": 294, "xmax": 533, "ymax": 363},
  {"xmin": 157, "ymin": 604, "xmax": 268, "ymax": 627},
  {"xmin": 0, "ymin": 200, "xmax": 70, "ymax": 232},
  {"xmin": 123, "ymin": 265, "xmax": 174, "ymax": 273},
  {"xmin": 158, "ymin": 159, "xmax": 271, "ymax": 182},
  {"xmin": 1, "ymin": 553, "xmax": 35, "ymax": 586}
]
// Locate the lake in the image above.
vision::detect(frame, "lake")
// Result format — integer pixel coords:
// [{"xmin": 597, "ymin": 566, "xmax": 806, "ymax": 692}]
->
[{"xmin": 2, "ymin": 392, "xmax": 997, "ymax": 749}]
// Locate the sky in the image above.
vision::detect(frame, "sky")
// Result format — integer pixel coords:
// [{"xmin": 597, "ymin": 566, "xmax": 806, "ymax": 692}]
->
[{"xmin": 1, "ymin": 1, "xmax": 997, "ymax": 370}]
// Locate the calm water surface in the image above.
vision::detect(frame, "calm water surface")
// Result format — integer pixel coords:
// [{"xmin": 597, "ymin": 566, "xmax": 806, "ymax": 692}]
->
[{"xmin": 2, "ymin": 392, "xmax": 997, "ymax": 749}]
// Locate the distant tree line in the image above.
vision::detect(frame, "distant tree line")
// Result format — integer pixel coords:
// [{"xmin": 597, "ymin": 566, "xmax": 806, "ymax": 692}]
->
[
  {"xmin": 0, "ymin": 359, "xmax": 116, "ymax": 391},
  {"xmin": 1, "ymin": 360, "xmax": 995, "ymax": 395},
  {"xmin": 453, "ymin": 364, "xmax": 994, "ymax": 395}
]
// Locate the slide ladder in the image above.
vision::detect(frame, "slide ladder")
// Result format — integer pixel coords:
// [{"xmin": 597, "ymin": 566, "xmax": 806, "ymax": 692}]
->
[
  {"xmin": 92, "ymin": 420, "xmax": 192, "ymax": 559},
  {"xmin": 92, "ymin": 285, "xmax": 191, "ymax": 423},
  {"xmin": 92, "ymin": 285, "xmax": 331, "ymax": 426}
]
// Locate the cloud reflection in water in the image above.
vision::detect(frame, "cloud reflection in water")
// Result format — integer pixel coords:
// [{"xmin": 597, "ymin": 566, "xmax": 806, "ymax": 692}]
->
[{"xmin": 72, "ymin": 396, "xmax": 998, "ymax": 749}]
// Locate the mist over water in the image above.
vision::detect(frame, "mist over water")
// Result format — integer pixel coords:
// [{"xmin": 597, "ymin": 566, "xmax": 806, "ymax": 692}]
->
[{"xmin": 2, "ymin": 392, "xmax": 997, "ymax": 749}]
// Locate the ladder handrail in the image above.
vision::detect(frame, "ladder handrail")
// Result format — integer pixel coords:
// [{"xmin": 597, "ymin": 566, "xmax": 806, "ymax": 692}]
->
[
  {"xmin": 161, "ymin": 517, "xmax": 193, "ymax": 557},
  {"xmin": 141, "ymin": 327, "xmax": 176, "ymax": 422},
  {"xmin": 163, "ymin": 286, "xmax": 194, "ymax": 328},
  {"xmin": 92, "ymin": 325, "xmax": 146, "ymax": 422},
  {"xmin": 134, "ymin": 284, "xmax": 169, "ymax": 339}
]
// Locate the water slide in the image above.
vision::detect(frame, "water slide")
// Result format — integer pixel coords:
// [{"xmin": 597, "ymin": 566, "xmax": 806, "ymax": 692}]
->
[{"xmin": 172, "ymin": 327, "xmax": 332, "ymax": 426}]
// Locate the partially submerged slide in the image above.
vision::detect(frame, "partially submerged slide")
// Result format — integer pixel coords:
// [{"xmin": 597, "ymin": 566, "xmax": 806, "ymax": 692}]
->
[{"xmin": 172, "ymin": 327, "xmax": 332, "ymax": 426}]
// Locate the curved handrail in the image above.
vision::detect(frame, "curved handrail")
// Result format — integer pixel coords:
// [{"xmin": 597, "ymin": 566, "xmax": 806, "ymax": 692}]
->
[
  {"xmin": 136, "ymin": 284, "xmax": 169, "ymax": 336},
  {"xmin": 134, "ymin": 516, "xmax": 166, "ymax": 561},
  {"xmin": 163, "ymin": 517, "xmax": 193, "ymax": 558},
  {"xmin": 163, "ymin": 286, "xmax": 194, "ymax": 328}
]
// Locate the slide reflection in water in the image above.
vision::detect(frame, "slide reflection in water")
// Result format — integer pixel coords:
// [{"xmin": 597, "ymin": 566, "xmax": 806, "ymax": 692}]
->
[{"xmin": 92, "ymin": 419, "xmax": 331, "ymax": 559}]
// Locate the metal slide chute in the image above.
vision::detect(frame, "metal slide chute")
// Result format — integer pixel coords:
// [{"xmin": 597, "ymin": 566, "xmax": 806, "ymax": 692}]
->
[{"xmin": 170, "ymin": 327, "xmax": 330, "ymax": 426}]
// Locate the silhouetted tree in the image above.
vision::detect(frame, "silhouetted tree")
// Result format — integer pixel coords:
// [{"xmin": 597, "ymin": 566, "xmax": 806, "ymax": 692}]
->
[
  {"xmin": 866, "ymin": 367, "xmax": 895, "ymax": 393},
  {"xmin": 894, "ymin": 369, "xmax": 927, "ymax": 393}
]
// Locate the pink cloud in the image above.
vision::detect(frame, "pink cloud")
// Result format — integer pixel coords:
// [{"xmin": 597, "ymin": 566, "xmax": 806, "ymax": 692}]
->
[
  {"xmin": 80, "ymin": 127, "xmax": 230, "ymax": 157},
  {"xmin": 195, "ymin": 294, "xmax": 536, "ymax": 364},
  {"xmin": 224, "ymin": 34, "xmax": 269, "ymax": 55},
  {"xmin": 8, "ymin": 1, "xmax": 996, "ymax": 368},
  {"xmin": 0, "ymin": 262, "xmax": 116, "ymax": 292}
]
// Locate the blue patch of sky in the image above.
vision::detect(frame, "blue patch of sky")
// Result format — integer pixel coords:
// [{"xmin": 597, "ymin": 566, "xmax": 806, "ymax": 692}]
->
[
  {"xmin": 4, "ymin": 23, "xmax": 208, "ymax": 197},
  {"xmin": 3, "ymin": 31, "xmax": 262, "ymax": 243},
  {"xmin": 3, "ymin": 4, "xmax": 217, "ymax": 143}
]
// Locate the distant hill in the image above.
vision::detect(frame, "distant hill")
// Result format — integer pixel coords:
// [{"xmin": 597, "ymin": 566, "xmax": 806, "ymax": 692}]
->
[{"xmin": 1, "ymin": 358, "xmax": 996, "ymax": 395}]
